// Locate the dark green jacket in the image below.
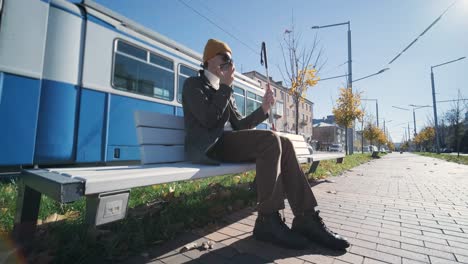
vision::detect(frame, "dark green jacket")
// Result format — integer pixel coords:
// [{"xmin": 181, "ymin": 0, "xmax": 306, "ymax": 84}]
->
[{"xmin": 182, "ymin": 70, "xmax": 268, "ymax": 165}]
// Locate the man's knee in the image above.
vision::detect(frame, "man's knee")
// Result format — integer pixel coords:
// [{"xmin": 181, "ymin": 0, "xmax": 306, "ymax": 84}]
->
[
  {"xmin": 280, "ymin": 136, "xmax": 294, "ymax": 149},
  {"xmin": 258, "ymin": 130, "xmax": 281, "ymax": 154}
]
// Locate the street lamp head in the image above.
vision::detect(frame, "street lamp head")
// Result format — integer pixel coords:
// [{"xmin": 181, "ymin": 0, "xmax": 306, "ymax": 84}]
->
[
  {"xmin": 378, "ymin": 68, "xmax": 390, "ymax": 74},
  {"xmin": 311, "ymin": 26, "xmax": 320, "ymax": 29},
  {"xmin": 409, "ymin": 104, "xmax": 431, "ymax": 109},
  {"xmin": 392, "ymin": 105, "xmax": 410, "ymax": 111}
]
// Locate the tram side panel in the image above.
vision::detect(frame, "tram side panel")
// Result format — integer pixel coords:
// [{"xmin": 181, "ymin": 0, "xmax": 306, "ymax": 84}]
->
[
  {"xmin": 0, "ymin": 0, "xmax": 49, "ymax": 166},
  {"xmin": 34, "ymin": 1, "xmax": 85, "ymax": 165}
]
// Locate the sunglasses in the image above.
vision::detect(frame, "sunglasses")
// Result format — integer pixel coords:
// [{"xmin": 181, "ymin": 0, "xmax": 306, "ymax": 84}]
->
[{"xmin": 218, "ymin": 53, "xmax": 234, "ymax": 70}]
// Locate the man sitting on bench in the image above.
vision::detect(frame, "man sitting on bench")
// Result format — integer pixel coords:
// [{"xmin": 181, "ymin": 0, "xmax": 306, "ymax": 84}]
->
[{"xmin": 182, "ymin": 38, "xmax": 349, "ymax": 250}]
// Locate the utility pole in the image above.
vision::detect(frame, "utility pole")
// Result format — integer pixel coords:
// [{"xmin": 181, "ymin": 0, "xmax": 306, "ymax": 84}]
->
[{"xmin": 430, "ymin": 56, "xmax": 466, "ymax": 154}]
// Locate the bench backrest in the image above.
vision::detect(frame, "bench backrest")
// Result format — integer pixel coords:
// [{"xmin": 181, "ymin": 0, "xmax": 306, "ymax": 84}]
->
[
  {"xmin": 276, "ymin": 132, "xmax": 311, "ymax": 157},
  {"xmin": 134, "ymin": 111, "xmax": 312, "ymax": 165},
  {"xmin": 134, "ymin": 111, "xmax": 187, "ymax": 165}
]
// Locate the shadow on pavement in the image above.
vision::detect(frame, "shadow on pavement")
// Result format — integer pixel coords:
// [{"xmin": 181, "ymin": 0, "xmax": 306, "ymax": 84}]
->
[{"xmin": 121, "ymin": 207, "xmax": 346, "ymax": 263}]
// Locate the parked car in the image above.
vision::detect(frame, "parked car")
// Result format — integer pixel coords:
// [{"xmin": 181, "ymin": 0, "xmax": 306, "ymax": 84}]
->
[
  {"xmin": 441, "ymin": 148, "xmax": 453, "ymax": 153},
  {"xmin": 379, "ymin": 147, "xmax": 387, "ymax": 153},
  {"xmin": 329, "ymin": 144, "xmax": 343, "ymax": 152}
]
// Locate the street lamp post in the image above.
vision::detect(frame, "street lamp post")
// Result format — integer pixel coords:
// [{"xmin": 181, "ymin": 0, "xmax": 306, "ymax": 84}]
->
[
  {"xmin": 383, "ymin": 119, "xmax": 392, "ymax": 138},
  {"xmin": 430, "ymin": 56, "xmax": 466, "ymax": 154},
  {"xmin": 311, "ymin": 21, "xmax": 354, "ymax": 154},
  {"xmin": 408, "ymin": 104, "xmax": 432, "ymax": 136}
]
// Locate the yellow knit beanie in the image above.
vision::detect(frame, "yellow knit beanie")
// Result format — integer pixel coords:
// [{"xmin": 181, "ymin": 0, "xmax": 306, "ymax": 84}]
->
[{"xmin": 203, "ymin": 39, "xmax": 232, "ymax": 63}]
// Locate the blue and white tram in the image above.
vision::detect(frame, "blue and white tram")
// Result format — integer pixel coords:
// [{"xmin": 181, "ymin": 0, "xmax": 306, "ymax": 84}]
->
[{"xmin": 0, "ymin": 0, "xmax": 270, "ymax": 169}]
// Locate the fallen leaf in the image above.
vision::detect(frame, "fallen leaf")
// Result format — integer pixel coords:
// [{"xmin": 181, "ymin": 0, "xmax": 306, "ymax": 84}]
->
[
  {"xmin": 64, "ymin": 211, "xmax": 80, "ymax": 220},
  {"xmin": 43, "ymin": 213, "xmax": 66, "ymax": 224},
  {"xmin": 326, "ymin": 190, "xmax": 337, "ymax": 194},
  {"xmin": 180, "ymin": 242, "xmax": 198, "ymax": 252},
  {"xmin": 233, "ymin": 175, "xmax": 241, "ymax": 184},
  {"xmin": 169, "ymin": 185, "xmax": 176, "ymax": 193},
  {"xmin": 201, "ymin": 240, "xmax": 214, "ymax": 250}
]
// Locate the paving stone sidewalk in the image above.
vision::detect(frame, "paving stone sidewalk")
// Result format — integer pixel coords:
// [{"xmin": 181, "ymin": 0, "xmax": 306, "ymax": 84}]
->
[{"xmin": 125, "ymin": 153, "xmax": 468, "ymax": 264}]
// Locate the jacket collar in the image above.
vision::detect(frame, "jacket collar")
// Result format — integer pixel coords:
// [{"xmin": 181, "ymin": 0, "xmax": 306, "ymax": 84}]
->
[{"xmin": 199, "ymin": 70, "xmax": 219, "ymax": 91}]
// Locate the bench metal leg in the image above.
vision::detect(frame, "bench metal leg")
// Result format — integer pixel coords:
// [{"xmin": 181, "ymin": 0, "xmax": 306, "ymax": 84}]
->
[
  {"xmin": 337, "ymin": 157, "xmax": 344, "ymax": 164},
  {"xmin": 13, "ymin": 181, "xmax": 41, "ymax": 242},
  {"xmin": 308, "ymin": 161, "xmax": 320, "ymax": 174}
]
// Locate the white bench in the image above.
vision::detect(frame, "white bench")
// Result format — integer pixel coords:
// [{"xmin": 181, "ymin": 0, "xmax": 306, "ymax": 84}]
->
[
  {"xmin": 13, "ymin": 111, "xmax": 344, "ymax": 241},
  {"xmin": 275, "ymin": 132, "xmax": 344, "ymax": 173}
]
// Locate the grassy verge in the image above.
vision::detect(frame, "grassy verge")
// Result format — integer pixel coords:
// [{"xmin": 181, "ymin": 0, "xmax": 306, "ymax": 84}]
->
[
  {"xmin": 416, "ymin": 152, "xmax": 468, "ymax": 165},
  {"xmin": 0, "ymin": 153, "xmax": 374, "ymax": 263}
]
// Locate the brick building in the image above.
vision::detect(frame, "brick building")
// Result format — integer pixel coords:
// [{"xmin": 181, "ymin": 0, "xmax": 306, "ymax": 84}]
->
[{"xmin": 243, "ymin": 71, "xmax": 314, "ymax": 139}]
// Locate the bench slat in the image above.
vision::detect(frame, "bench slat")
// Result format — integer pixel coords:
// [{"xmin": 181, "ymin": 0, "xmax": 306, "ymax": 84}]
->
[
  {"xmin": 276, "ymin": 132, "xmax": 305, "ymax": 142},
  {"xmin": 294, "ymin": 147, "xmax": 311, "ymax": 156},
  {"xmin": 46, "ymin": 162, "xmax": 256, "ymax": 195},
  {"xmin": 141, "ymin": 145, "xmax": 186, "ymax": 164},
  {"xmin": 137, "ymin": 127, "xmax": 185, "ymax": 145},
  {"xmin": 134, "ymin": 111, "xmax": 184, "ymax": 130},
  {"xmin": 312, "ymin": 153, "xmax": 345, "ymax": 161}
]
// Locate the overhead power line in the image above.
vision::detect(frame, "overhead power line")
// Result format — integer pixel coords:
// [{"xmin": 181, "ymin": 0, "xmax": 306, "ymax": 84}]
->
[
  {"xmin": 387, "ymin": 1, "xmax": 458, "ymax": 65},
  {"xmin": 178, "ymin": 0, "xmax": 259, "ymax": 55}
]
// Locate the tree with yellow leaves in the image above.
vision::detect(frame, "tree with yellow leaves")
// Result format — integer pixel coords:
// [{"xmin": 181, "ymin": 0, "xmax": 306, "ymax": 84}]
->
[
  {"xmin": 363, "ymin": 122, "xmax": 380, "ymax": 147},
  {"xmin": 333, "ymin": 87, "xmax": 364, "ymax": 154},
  {"xmin": 414, "ymin": 126, "xmax": 435, "ymax": 151},
  {"xmin": 387, "ymin": 141, "xmax": 395, "ymax": 151},
  {"xmin": 280, "ymin": 24, "xmax": 322, "ymax": 134}
]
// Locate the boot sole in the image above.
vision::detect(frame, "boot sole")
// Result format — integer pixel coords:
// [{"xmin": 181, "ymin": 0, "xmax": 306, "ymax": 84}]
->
[
  {"xmin": 253, "ymin": 230, "xmax": 308, "ymax": 250},
  {"xmin": 291, "ymin": 227, "xmax": 349, "ymax": 250}
]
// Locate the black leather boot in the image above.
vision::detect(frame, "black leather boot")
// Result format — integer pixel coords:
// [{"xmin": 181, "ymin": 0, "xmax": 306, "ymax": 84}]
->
[
  {"xmin": 253, "ymin": 212, "xmax": 309, "ymax": 249},
  {"xmin": 292, "ymin": 210, "xmax": 350, "ymax": 250}
]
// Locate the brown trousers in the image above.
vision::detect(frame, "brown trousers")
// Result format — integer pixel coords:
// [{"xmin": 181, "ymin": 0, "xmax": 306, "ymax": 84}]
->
[{"xmin": 215, "ymin": 129, "xmax": 318, "ymax": 216}]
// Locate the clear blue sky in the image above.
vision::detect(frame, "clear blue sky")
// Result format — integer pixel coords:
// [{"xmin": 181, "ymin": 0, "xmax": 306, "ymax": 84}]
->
[{"xmin": 92, "ymin": 0, "xmax": 467, "ymax": 143}]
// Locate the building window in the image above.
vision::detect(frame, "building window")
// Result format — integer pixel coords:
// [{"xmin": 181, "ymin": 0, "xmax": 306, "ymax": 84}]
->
[
  {"xmin": 246, "ymin": 91, "xmax": 262, "ymax": 115},
  {"xmin": 113, "ymin": 40, "xmax": 175, "ymax": 101}
]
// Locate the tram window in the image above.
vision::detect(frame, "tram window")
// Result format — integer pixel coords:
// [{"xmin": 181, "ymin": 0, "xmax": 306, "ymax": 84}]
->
[
  {"xmin": 233, "ymin": 86, "xmax": 245, "ymax": 116},
  {"xmin": 177, "ymin": 65, "xmax": 198, "ymax": 103},
  {"xmin": 117, "ymin": 41, "xmax": 146, "ymax": 61},
  {"xmin": 233, "ymin": 86, "xmax": 245, "ymax": 96},
  {"xmin": 150, "ymin": 53, "xmax": 173, "ymax": 70},
  {"xmin": 114, "ymin": 54, "xmax": 174, "ymax": 100},
  {"xmin": 246, "ymin": 97, "xmax": 255, "ymax": 115}
]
